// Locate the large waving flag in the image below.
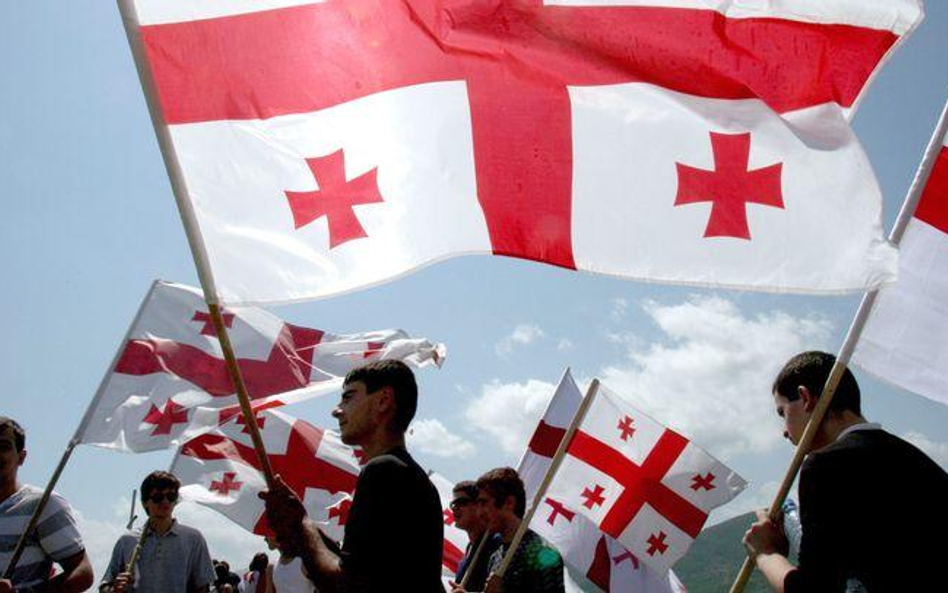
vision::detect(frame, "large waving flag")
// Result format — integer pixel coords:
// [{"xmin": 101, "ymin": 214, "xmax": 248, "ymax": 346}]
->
[
  {"xmin": 119, "ymin": 0, "xmax": 918, "ymax": 304},
  {"xmin": 428, "ymin": 471, "xmax": 473, "ymax": 579},
  {"xmin": 543, "ymin": 380, "xmax": 746, "ymax": 574},
  {"xmin": 79, "ymin": 281, "xmax": 445, "ymax": 452},
  {"xmin": 854, "ymin": 99, "xmax": 948, "ymax": 408},
  {"xmin": 519, "ymin": 371, "xmax": 685, "ymax": 591}
]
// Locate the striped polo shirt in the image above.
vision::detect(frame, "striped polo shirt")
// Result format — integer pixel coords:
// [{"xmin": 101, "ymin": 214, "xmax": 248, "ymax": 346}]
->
[{"xmin": 0, "ymin": 485, "xmax": 85, "ymax": 590}]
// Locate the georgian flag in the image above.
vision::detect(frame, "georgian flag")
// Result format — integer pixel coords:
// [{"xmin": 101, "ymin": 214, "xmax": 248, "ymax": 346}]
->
[
  {"xmin": 428, "ymin": 471, "xmax": 474, "ymax": 579},
  {"xmin": 79, "ymin": 280, "xmax": 445, "ymax": 452},
  {"xmin": 543, "ymin": 379, "xmax": 746, "ymax": 574},
  {"xmin": 120, "ymin": 0, "xmax": 918, "ymax": 304},
  {"xmin": 519, "ymin": 370, "xmax": 686, "ymax": 591},
  {"xmin": 172, "ymin": 409, "xmax": 361, "ymax": 540}
]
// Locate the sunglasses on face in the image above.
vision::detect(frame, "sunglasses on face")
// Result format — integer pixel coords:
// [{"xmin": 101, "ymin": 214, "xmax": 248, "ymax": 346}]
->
[
  {"xmin": 148, "ymin": 491, "xmax": 179, "ymax": 504},
  {"xmin": 450, "ymin": 498, "xmax": 473, "ymax": 512}
]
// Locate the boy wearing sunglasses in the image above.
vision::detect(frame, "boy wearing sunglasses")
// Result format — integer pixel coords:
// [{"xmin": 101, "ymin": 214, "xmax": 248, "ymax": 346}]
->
[{"xmin": 100, "ymin": 471, "xmax": 215, "ymax": 593}]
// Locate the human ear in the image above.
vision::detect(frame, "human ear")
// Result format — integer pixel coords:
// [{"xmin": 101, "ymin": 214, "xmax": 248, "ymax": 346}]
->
[
  {"xmin": 798, "ymin": 386, "xmax": 817, "ymax": 412},
  {"xmin": 17, "ymin": 449, "xmax": 27, "ymax": 467}
]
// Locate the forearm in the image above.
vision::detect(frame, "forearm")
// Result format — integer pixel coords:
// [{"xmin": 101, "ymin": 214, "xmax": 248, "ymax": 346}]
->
[
  {"xmin": 754, "ymin": 552, "xmax": 794, "ymax": 593},
  {"xmin": 299, "ymin": 518, "xmax": 344, "ymax": 592},
  {"xmin": 43, "ymin": 555, "xmax": 95, "ymax": 592}
]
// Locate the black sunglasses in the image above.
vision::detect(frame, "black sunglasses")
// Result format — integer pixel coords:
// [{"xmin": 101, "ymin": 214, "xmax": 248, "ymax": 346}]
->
[
  {"xmin": 148, "ymin": 491, "xmax": 179, "ymax": 504},
  {"xmin": 450, "ymin": 497, "xmax": 473, "ymax": 511}
]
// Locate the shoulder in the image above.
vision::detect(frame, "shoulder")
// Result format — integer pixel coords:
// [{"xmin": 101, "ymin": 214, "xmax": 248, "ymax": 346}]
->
[
  {"xmin": 172, "ymin": 522, "xmax": 209, "ymax": 543},
  {"xmin": 523, "ymin": 530, "xmax": 562, "ymax": 563}
]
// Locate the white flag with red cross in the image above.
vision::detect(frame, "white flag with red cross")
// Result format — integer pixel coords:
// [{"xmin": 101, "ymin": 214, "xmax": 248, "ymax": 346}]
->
[
  {"xmin": 544, "ymin": 380, "xmax": 746, "ymax": 574},
  {"xmin": 120, "ymin": 0, "xmax": 919, "ymax": 304},
  {"xmin": 854, "ymin": 102, "xmax": 948, "ymax": 409},
  {"xmin": 79, "ymin": 280, "xmax": 445, "ymax": 452},
  {"xmin": 519, "ymin": 370, "xmax": 685, "ymax": 591},
  {"xmin": 172, "ymin": 409, "xmax": 362, "ymax": 540},
  {"xmin": 428, "ymin": 471, "xmax": 473, "ymax": 579}
]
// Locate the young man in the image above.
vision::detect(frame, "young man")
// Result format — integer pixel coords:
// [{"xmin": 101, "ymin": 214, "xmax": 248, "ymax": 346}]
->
[
  {"xmin": 0, "ymin": 416, "xmax": 93, "ymax": 593},
  {"xmin": 743, "ymin": 351, "xmax": 948, "ymax": 591},
  {"xmin": 449, "ymin": 481, "xmax": 499, "ymax": 592},
  {"xmin": 101, "ymin": 471, "xmax": 215, "ymax": 593},
  {"xmin": 261, "ymin": 360, "xmax": 444, "ymax": 592},
  {"xmin": 468, "ymin": 467, "xmax": 563, "ymax": 593}
]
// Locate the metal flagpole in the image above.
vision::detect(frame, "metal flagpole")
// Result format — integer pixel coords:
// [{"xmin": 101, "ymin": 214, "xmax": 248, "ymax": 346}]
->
[
  {"xmin": 493, "ymin": 379, "xmax": 601, "ymax": 580},
  {"xmin": 730, "ymin": 93, "xmax": 948, "ymax": 593},
  {"xmin": 116, "ymin": 0, "xmax": 276, "ymax": 487}
]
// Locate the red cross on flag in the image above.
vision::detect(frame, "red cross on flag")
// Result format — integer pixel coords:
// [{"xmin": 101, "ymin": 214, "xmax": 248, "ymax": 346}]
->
[
  {"xmin": 543, "ymin": 378, "xmax": 747, "ymax": 574},
  {"xmin": 172, "ymin": 409, "xmax": 361, "ymax": 541},
  {"xmin": 518, "ymin": 370, "xmax": 685, "ymax": 591},
  {"xmin": 77, "ymin": 280, "xmax": 446, "ymax": 452},
  {"xmin": 428, "ymin": 471, "xmax": 474, "ymax": 580},
  {"xmin": 119, "ymin": 0, "xmax": 918, "ymax": 304},
  {"xmin": 854, "ymin": 99, "xmax": 948, "ymax": 410}
]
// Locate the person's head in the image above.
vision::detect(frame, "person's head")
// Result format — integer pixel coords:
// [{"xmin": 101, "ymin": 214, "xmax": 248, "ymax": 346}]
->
[
  {"xmin": 249, "ymin": 552, "xmax": 269, "ymax": 573},
  {"xmin": 451, "ymin": 480, "xmax": 484, "ymax": 535},
  {"xmin": 0, "ymin": 417, "xmax": 26, "ymax": 487},
  {"xmin": 140, "ymin": 470, "xmax": 180, "ymax": 519},
  {"xmin": 771, "ymin": 351, "xmax": 862, "ymax": 445},
  {"xmin": 476, "ymin": 467, "xmax": 525, "ymax": 533},
  {"xmin": 333, "ymin": 360, "xmax": 418, "ymax": 445}
]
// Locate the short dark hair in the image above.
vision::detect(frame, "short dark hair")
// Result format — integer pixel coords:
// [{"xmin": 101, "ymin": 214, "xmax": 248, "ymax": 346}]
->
[
  {"xmin": 249, "ymin": 552, "xmax": 269, "ymax": 573},
  {"xmin": 0, "ymin": 417, "xmax": 25, "ymax": 452},
  {"xmin": 344, "ymin": 360, "xmax": 418, "ymax": 432},
  {"xmin": 452, "ymin": 480, "xmax": 478, "ymax": 501},
  {"xmin": 477, "ymin": 467, "xmax": 526, "ymax": 518},
  {"xmin": 140, "ymin": 470, "xmax": 181, "ymax": 504},
  {"xmin": 772, "ymin": 351, "xmax": 861, "ymax": 415}
]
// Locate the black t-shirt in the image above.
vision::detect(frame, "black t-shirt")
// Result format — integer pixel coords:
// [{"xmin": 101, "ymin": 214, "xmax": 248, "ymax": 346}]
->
[{"xmin": 340, "ymin": 446, "xmax": 444, "ymax": 592}]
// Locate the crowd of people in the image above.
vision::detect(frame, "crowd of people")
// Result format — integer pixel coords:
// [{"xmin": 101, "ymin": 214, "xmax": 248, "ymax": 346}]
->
[{"xmin": 3, "ymin": 355, "xmax": 948, "ymax": 592}]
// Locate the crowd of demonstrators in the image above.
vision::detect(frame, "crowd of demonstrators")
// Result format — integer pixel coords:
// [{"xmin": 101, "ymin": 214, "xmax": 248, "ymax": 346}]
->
[
  {"xmin": 100, "ymin": 471, "xmax": 215, "ymax": 593},
  {"xmin": 0, "ymin": 417, "xmax": 94, "ymax": 593},
  {"xmin": 448, "ymin": 481, "xmax": 499, "ymax": 591},
  {"xmin": 213, "ymin": 559, "xmax": 241, "ymax": 592},
  {"xmin": 743, "ymin": 351, "xmax": 948, "ymax": 592}
]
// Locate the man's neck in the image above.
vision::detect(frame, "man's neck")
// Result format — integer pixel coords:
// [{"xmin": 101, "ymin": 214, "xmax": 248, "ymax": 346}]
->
[
  {"xmin": 499, "ymin": 516, "xmax": 521, "ymax": 544},
  {"xmin": 147, "ymin": 516, "xmax": 175, "ymax": 535},
  {"xmin": 0, "ymin": 479, "xmax": 21, "ymax": 504},
  {"xmin": 360, "ymin": 431, "xmax": 406, "ymax": 460},
  {"xmin": 815, "ymin": 411, "xmax": 868, "ymax": 450}
]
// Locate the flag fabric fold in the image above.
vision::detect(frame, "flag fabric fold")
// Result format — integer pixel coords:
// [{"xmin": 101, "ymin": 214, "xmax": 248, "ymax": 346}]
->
[
  {"xmin": 854, "ymin": 103, "xmax": 948, "ymax": 408},
  {"xmin": 122, "ymin": 0, "xmax": 919, "ymax": 304},
  {"xmin": 518, "ymin": 370, "xmax": 685, "ymax": 591},
  {"xmin": 79, "ymin": 280, "xmax": 445, "ymax": 452}
]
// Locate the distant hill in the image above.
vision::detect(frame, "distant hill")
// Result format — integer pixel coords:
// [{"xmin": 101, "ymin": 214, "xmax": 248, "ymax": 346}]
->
[{"xmin": 674, "ymin": 512, "xmax": 770, "ymax": 593}]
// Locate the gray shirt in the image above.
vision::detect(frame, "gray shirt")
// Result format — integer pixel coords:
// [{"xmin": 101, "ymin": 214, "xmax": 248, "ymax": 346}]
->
[{"xmin": 103, "ymin": 520, "xmax": 215, "ymax": 593}]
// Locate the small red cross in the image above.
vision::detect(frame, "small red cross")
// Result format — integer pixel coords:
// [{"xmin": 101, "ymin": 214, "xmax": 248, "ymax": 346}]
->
[
  {"xmin": 690, "ymin": 472, "xmax": 717, "ymax": 491},
  {"xmin": 544, "ymin": 498, "xmax": 576, "ymax": 526},
  {"xmin": 617, "ymin": 416, "xmax": 636, "ymax": 441},
  {"xmin": 675, "ymin": 132, "xmax": 784, "ymax": 240},
  {"xmin": 612, "ymin": 549, "xmax": 640, "ymax": 570},
  {"xmin": 142, "ymin": 400, "xmax": 190, "ymax": 436},
  {"xmin": 581, "ymin": 484, "xmax": 607, "ymax": 509},
  {"xmin": 646, "ymin": 531, "xmax": 669, "ymax": 556},
  {"xmin": 328, "ymin": 498, "xmax": 352, "ymax": 526},
  {"xmin": 209, "ymin": 471, "xmax": 243, "ymax": 497},
  {"xmin": 443, "ymin": 508, "xmax": 455, "ymax": 526},
  {"xmin": 191, "ymin": 310, "xmax": 234, "ymax": 337},
  {"xmin": 284, "ymin": 150, "xmax": 384, "ymax": 249}
]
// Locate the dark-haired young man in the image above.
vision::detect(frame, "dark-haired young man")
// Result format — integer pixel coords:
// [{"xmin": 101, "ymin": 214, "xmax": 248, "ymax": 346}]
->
[
  {"xmin": 743, "ymin": 351, "xmax": 948, "ymax": 592},
  {"xmin": 262, "ymin": 360, "xmax": 444, "ymax": 592},
  {"xmin": 101, "ymin": 471, "xmax": 214, "ymax": 593},
  {"xmin": 0, "ymin": 416, "xmax": 94, "ymax": 593},
  {"xmin": 449, "ymin": 481, "xmax": 499, "ymax": 592},
  {"xmin": 462, "ymin": 467, "xmax": 563, "ymax": 593}
]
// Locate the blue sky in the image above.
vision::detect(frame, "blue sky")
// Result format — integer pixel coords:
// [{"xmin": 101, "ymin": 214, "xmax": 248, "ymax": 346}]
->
[{"xmin": 2, "ymin": 0, "xmax": 947, "ymax": 582}]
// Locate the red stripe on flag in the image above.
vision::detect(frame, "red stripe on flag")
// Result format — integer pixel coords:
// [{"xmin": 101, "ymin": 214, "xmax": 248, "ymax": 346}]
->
[
  {"xmin": 528, "ymin": 421, "xmax": 567, "ymax": 459},
  {"xmin": 914, "ymin": 147, "xmax": 948, "ymax": 235},
  {"xmin": 443, "ymin": 539, "xmax": 464, "ymax": 574}
]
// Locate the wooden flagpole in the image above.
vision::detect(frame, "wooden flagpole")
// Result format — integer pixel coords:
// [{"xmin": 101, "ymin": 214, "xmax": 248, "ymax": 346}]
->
[
  {"xmin": 457, "ymin": 532, "xmax": 489, "ymax": 590},
  {"xmin": 729, "ymin": 93, "xmax": 948, "ymax": 593},
  {"xmin": 115, "ymin": 0, "xmax": 276, "ymax": 489},
  {"xmin": 493, "ymin": 379, "xmax": 601, "ymax": 579}
]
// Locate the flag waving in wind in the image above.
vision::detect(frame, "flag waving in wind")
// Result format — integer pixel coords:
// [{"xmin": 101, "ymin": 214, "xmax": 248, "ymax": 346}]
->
[
  {"xmin": 79, "ymin": 280, "xmax": 445, "ymax": 452},
  {"xmin": 120, "ymin": 0, "xmax": 918, "ymax": 304}
]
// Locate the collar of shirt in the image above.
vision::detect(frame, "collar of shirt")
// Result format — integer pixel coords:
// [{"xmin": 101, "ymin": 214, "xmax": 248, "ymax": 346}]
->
[
  {"xmin": 146, "ymin": 519, "xmax": 181, "ymax": 538},
  {"xmin": 836, "ymin": 421, "xmax": 882, "ymax": 442}
]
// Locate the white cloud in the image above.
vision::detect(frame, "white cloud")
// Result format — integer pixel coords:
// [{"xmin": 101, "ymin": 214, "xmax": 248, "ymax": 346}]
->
[
  {"xmin": 902, "ymin": 431, "xmax": 948, "ymax": 470},
  {"xmin": 557, "ymin": 338, "xmax": 574, "ymax": 352},
  {"xmin": 463, "ymin": 378, "xmax": 558, "ymax": 458},
  {"xmin": 610, "ymin": 298, "xmax": 629, "ymax": 321},
  {"xmin": 408, "ymin": 418, "xmax": 477, "ymax": 459},
  {"xmin": 495, "ymin": 324, "xmax": 545, "ymax": 356},
  {"xmin": 599, "ymin": 296, "xmax": 833, "ymax": 458}
]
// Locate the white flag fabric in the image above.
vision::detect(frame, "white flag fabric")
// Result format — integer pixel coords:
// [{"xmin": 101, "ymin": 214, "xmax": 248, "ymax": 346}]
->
[
  {"xmin": 428, "ymin": 471, "xmax": 472, "ymax": 579},
  {"xmin": 121, "ymin": 0, "xmax": 918, "ymax": 304},
  {"xmin": 854, "ymin": 113, "xmax": 948, "ymax": 408},
  {"xmin": 519, "ymin": 370, "xmax": 685, "ymax": 591},
  {"xmin": 79, "ymin": 280, "xmax": 445, "ymax": 452},
  {"xmin": 172, "ymin": 409, "xmax": 361, "ymax": 540},
  {"xmin": 544, "ymin": 380, "xmax": 746, "ymax": 574}
]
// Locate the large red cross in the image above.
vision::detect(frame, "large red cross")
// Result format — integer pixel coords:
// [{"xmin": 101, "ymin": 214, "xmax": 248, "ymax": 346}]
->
[
  {"xmin": 180, "ymin": 419, "xmax": 358, "ymax": 535},
  {"xmin": 116, "ymin": 323, "xmax": 324, "ymax": 401},
  {"xmin": 284, "ymin": 150, "xmax": 384, "ymax": 249},
  {"xmin": 567, "ymin": 428, "xmax": 707, "ymax": 539},
  {"xmin": 210, "ymin": 471, "xmax": 244, "ymax": 497},
  {"xmin": 141, "ymin": 0, "xmax": 895, "ymax": 265},
  {"xmin": 675, "ymin": 132, "xmax": 783, "ymax": 239}
]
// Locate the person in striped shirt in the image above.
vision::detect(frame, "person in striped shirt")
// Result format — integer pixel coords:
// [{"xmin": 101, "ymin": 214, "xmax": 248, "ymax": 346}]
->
[{"xmin": 0, "ymin": 416, "xmax": 94, "ymax": 592}]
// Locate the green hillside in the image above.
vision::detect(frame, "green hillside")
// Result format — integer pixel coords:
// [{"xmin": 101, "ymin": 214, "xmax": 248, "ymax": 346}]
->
[{"xmin": 674, "ymin": 512, "xmax": 770, "ymax": 593}]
